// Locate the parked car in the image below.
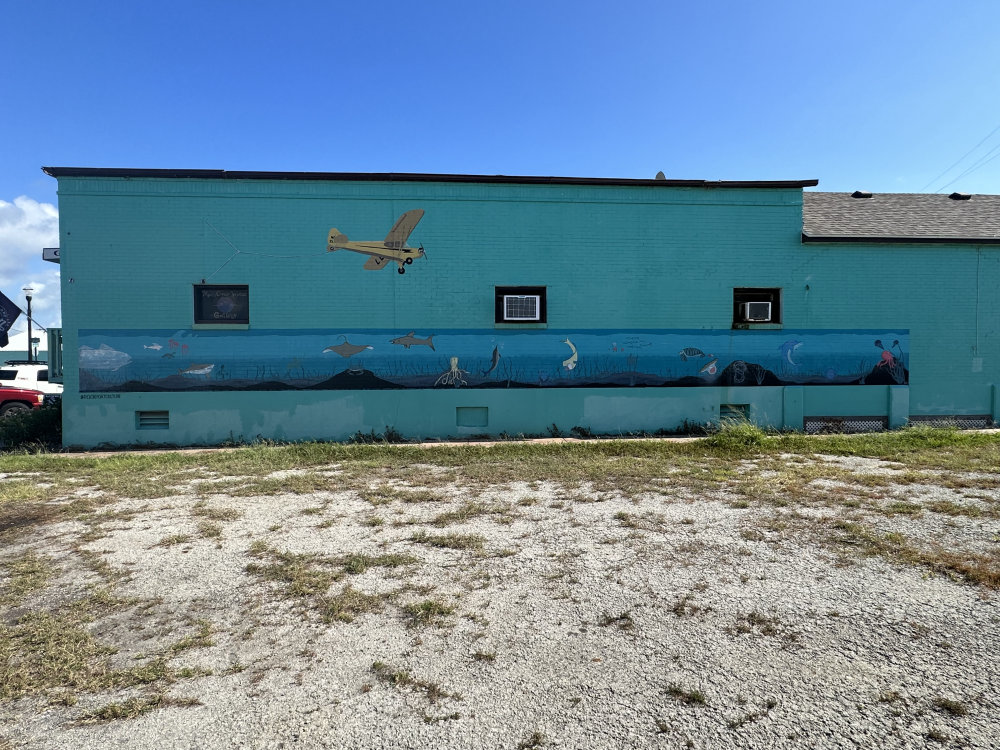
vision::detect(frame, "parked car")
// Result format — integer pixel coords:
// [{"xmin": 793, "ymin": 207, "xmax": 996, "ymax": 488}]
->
[
  {"xmin": 0, "ymin": 360, "xmax": 62, "ymax": 395},
  {"xmin": 0, "ymin": 385, "xmax": 45, "ymax": 417}
]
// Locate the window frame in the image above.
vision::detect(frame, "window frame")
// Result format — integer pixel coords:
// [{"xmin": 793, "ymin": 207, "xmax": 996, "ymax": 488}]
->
[{"xmin": 495, "ymin": 286, "xmax": 547, "ymax": 324}]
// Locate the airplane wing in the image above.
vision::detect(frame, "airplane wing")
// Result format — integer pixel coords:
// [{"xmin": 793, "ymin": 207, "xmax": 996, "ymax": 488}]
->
[
  {"xmin": 383, "ymin": 209, "xmax": 424, "ymax": 250},
  {"xmin": 363, "ymin": 255, "xmax": 390, "ymax": 270}
]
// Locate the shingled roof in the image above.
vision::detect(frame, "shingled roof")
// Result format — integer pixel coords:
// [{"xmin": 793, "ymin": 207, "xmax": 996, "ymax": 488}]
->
[{"xmin": 802, "ymin": 192, "xmax": 1000, "ymax": 244}]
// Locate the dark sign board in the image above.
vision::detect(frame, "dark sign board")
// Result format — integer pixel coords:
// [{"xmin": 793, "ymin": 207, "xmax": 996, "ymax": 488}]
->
[{"xmin": 193, "ymin": 285, "xmax": 249, "ymax": 324}]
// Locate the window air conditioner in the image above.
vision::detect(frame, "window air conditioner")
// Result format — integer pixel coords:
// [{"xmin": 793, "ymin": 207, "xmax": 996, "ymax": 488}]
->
[
  {"xmin": 504, "ymin": 295, "xmax": 540, "ymax": 321},
  {"xmin": 740, "ymin": 301, "xmax": 772, "ymax": 322}
]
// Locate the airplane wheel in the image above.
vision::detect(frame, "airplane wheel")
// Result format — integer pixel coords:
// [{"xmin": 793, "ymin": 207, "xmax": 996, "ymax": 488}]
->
[
  {"xmin": 397, "ymin": 266, "xmax": 406, "ymax": 274},
  {"xmin": 405, "ymin": 258, "xmax": 413, "ymax": 265}
]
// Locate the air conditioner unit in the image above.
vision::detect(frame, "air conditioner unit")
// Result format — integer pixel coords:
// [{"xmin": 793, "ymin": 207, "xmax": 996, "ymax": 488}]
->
[
  {"xmin": 740, "ymin": 301, "xmax": 772, "ymax": 322},
  {"xmin": 503, "ymin": 295, "xmax": 540, "ymax": 321}
]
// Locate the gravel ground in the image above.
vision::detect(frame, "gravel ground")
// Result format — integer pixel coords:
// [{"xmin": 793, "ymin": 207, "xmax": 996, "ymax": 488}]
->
[{"xmin": 2, "ymin": 452, "xmax": 999, "ymax": 749}]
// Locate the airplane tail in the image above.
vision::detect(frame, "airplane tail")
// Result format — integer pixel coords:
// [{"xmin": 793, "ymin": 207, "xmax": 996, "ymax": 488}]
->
[{"xmin": 327, "ymin": 229, "xmax": 349, "ymax": 251}]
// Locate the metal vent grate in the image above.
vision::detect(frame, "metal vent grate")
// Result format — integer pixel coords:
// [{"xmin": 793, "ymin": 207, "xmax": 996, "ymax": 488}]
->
[
  {"xmin": 804, "ymin": 416, "xmax": 888, "ymax": 434},
  {"xmin": 908, "ymin": 415, "xmax": 993, "ymax": 430},
  {"xmin": 136, "ymin": 411, "xmax": 169, "ymax": 430},
  {"xmin": 720, "ymin": 404, "xmax": 749, "ymax": 421}
]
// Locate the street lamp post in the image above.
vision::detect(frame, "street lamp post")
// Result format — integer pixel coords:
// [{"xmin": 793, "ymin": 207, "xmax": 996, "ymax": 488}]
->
[{"xmin": 22, "ymin": 286, "xmax": 33, "ymax": 363}]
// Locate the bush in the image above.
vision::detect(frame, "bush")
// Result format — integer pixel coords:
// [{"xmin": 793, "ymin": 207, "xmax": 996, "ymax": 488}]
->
[
  {"xmin": 0, "ymin": 400, "xmax": 62, "ymax": 451},
  {"xmin": 702, "ymin": 417, "xmax": 767, "ymax": 457}
]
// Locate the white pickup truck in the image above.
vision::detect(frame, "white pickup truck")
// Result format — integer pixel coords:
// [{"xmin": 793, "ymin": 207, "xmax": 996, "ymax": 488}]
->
[{"xmin": 0, "ymin": 360, "xmax": 63, "ymax": 395}]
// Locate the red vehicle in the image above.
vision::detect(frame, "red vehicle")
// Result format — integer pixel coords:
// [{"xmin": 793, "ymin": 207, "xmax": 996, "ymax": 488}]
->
[{"xmin": 0, "ymin": 385, "xmax": 45, "ymax": 417}]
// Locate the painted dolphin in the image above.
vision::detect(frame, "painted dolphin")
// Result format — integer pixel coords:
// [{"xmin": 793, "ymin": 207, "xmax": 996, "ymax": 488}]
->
[
  {"xmin": 779, "ymin": 340, "xmax": 803, "ymax": 366},
  {"xmin": 143, "ymin": 343, "xmax": 163, "ymax": 351},
  {"xmin": 390, "ymin": 331, "xmax": 435, "ymax": 351},
  {"xmin": 323, "ymin": 338, "xmax": 374, "ymax": 357},
  {"xmin": 78, "ymin": 344, "xmax": 133, "ymax": 371},
  {"xmin": 482, "ymin": 346, "xmax": 501, "ymax": 376},
  {"xmin": 561, "ymin": 339, "xmax": 578, "ymax": 371}
]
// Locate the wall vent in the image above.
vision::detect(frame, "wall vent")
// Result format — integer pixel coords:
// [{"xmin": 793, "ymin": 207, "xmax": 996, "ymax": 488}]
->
[
  {"xmin": 804, "ymin": 416, "xmax": 887, "ymax": 434},
  {"xmin": 908, "ymin": 414, "xmax": 992, "ymax": 429},
  {"xmin": 720, "ymin": 404, "xmax": 749, "ymax": 421},
  {"xmin": 136, "ymin": 411, "xmax": 169, "ymax": 430},
  {"xmin": 456, "ymin": 407, "xmax": 488, "ymax": 428}
]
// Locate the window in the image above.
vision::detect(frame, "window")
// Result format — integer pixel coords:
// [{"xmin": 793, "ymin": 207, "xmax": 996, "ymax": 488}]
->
[
  {"xmin": 193, "ymin": 284, "xmax": 250, "ymax": 325},
  {"xmin": 733, "ymin": 288, "xmax": 781, "ymax": 327},
  {"xmin": 495, "ymin": 286, "xmax": 546, "ymax": 324}
]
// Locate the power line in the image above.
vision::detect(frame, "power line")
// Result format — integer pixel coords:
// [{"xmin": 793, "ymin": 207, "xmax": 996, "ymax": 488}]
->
[
  {"xmin": 935, "ymin": 141, "xmax": 1000, "ymax": 193},
  {"xmin": 920, "ymin": 122, "xmax": 1000, "ymax": 192}
]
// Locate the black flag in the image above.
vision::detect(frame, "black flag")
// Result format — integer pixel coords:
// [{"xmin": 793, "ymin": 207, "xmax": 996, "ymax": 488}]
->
[{"xmin": 0, "ymin": 291, "xmax": 22, "ymax": 348}]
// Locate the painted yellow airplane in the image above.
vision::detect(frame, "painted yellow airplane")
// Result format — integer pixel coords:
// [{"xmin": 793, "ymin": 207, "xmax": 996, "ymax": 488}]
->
[{"xmin": 327, "ymin": 209, "xmax": 425, "ymax": 274}]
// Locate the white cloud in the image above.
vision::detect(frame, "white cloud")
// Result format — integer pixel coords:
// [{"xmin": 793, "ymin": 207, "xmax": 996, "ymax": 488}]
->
[{"xmin": 0, "ymin": 196, "xmax": 61, "ymax": 328}]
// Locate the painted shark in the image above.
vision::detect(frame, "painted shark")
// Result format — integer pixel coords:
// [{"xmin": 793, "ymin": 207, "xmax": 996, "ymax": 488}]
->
[{"xmin": 390, "ymin": 332, "xmax": 435, "ymax": 351}]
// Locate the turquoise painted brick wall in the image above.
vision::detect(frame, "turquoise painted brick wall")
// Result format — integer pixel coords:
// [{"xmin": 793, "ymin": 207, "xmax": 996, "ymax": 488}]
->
[{"xmin": 54, "ymin": 175, "xmax": 999, "ymax": 446}]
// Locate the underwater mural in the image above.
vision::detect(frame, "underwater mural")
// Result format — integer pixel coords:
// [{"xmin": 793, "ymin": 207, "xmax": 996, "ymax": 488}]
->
[{"xmin": 76, "ymin": 329, "xmax": 909, "ymax": 393}]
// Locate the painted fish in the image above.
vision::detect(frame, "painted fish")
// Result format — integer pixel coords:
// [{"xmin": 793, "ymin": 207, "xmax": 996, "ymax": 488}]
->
[
  {"xmin": 561, "ymin": 339, "xmax": 578, "ymax": 371},
  {"xmin": 78, "ymin": 344, "xmax": 132, "ymax": 371},
  {"xmin": 390, "ymin": 331, "xmax": 435, "ymax": 351},
  {"xmin": 481, "ymin": 346, "xmax": 501, "ymax": 376},
  {"xmin": 179, "ymin": 363, "xmax": 214, "ymax": 377},
  {"xmin": 323, "ymin": 339, "xmax": 374, "ymax": 357},
  {"xmin": 699, "ymin": 358, "xmax": 718, "ymax": 375},
  {"xmin": 161, "ymin": 352, "xmax": 175, "ymax": 359},
  {"xmin": 679, "ymin": 347, "xmax": 710, "ymax": 361},
  {"xmin": 779, "ymin": 340, "xmax": 803, "ymax": 366},
  {"xmin": 143, "ymin": 343, "xmax": 163, "ymax": 351}
]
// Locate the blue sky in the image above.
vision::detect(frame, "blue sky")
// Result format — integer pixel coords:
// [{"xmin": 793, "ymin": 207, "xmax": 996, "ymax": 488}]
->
[{"xmin": 2, "ymin": 0, "xmax": 1000, "ymax": 328}]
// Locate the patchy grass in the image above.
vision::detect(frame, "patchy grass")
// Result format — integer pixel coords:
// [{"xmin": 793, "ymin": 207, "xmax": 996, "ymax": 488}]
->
[
  {"xmin": 409, "ymin": 530, "xmax": 485, "ymax": 550},
  {"xmin": 316, "ymin": 585, "xmax": 384, "ymax": 623},
  {"xmin": 727, "ymin": 697, "xmax": 778, "ymax": 729},
  {"xmin": 244, "ymin": 545, "xmax": 341, "ymax": 598},
  {"xmin": 931, "ymin": 696, "xmax": 969, "ymax": 716},
  {"xmin": 340, "ymin": 552, "xmax": 419, "ymax": 575},
  {"xmin": 155, "ymin": 534, "xmax": 193, "ymax": 548},
  {"xmin": 191, "ymin": 501, "xmax": 240, "ymax": 521},
  {"xmin": 2, "ymin": 550, "xmax": 55, "ymax": 600},
  {"xmin": 830, "ymin": 520, "xmax": 1000, "ymax": 588},
  {"xmin": 78, "ymin": 694, "xmax": 201, "ymax": 723},
  {"xmin": 370, "ymin": 660, "xmax": 459, "ymax": 704},
  {"xmin": 598, "ymin": 611, "xmax": 635, "ymax": 631},
  {"xmin": 430, "ymin": 500, "xmax": 514, "ymax": 527},
  {"xmin": 666, "ymin": 683, "xmax": 708, "ymax": 705},
  {"xmin": 403, "ymin": 599, "xmax": 456, "ymax": 627}
]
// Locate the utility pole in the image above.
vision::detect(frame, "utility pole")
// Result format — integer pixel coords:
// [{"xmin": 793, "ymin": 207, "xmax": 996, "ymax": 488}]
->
[{"xmin": 23, "ymin": 286, "xmax": 33, "ymax": 363}]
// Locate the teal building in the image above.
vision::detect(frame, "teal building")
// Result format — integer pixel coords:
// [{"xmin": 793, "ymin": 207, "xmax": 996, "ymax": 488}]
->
[{"xmin": 43, "ymin": 168, "xmax": 1000, "ymax": 448}]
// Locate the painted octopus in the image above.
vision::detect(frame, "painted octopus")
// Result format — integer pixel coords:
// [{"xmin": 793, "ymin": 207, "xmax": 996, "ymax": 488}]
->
[
  {"xmin": 874, "ymin": 339, "xmax": 902, "ymax": 368},
  {"xmin": 435, "ymin": 356, "xmax": 468, "ymax": 387}
]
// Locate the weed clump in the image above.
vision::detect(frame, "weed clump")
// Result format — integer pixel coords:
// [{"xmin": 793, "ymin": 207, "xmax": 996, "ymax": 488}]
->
[{"xmin": 703, "ymin": 418, "xmax": 768, "ymax": 457}]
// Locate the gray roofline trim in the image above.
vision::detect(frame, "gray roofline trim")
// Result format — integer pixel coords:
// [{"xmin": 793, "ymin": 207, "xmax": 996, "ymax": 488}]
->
[
  {"xmin": 41, "ymin": 167, "xmax": 818, "ymax": 190},
  {"xmin": 802, "ymin": 232, "xmax": 1000, "ymax": 246}
]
